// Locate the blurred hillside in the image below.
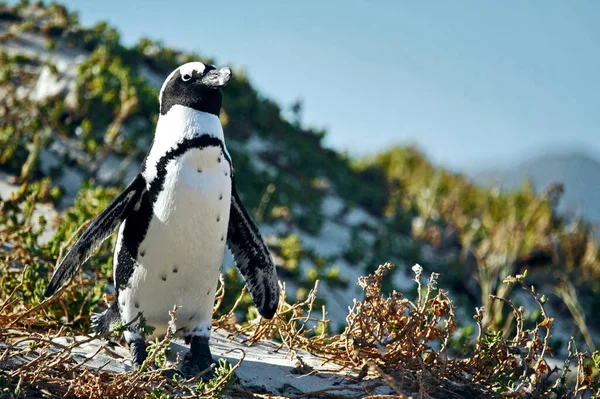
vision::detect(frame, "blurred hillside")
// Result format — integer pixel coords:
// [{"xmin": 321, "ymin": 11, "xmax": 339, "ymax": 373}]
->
[
  {"xmin": 471, "ymin": 150, "xmax": 600, "ymax": 233},
  {"xmin": 1, "ymin": 0, "xmax": 600, "ymax": 362}
]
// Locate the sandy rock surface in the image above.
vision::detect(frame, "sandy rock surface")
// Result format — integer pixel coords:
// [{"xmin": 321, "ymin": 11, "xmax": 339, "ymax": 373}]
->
[{"xmin": 1, "ymin": 329, "xmax": 394, "ymax": 398}]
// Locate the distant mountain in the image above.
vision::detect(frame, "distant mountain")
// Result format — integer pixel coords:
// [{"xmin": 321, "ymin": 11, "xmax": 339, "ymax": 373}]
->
[{"xmin": 470, "ymin": 151, "xmax": 600, "ymax": 228}]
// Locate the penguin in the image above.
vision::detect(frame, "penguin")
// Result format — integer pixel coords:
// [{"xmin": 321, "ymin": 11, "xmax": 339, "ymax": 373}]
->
[{"xmin": 44, "ymin": 62, "xmax": 280, "ymax": 377}]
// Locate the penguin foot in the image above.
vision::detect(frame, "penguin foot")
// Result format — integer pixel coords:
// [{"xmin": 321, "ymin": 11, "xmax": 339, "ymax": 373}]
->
[
  {"xmin": 129, "ymin": 337, "xmax": 148, "ymax": 371},
  {"xmin": 181, "ymin": 335, "xmax": 215, "ymax": 380},
  {"xmin": 180, "ymin": 350, "xmax": 215, "ymax": 380}
]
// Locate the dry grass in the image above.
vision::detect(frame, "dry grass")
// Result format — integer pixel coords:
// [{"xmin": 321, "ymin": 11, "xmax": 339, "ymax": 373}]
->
[
  {"xmin": 218, "ymin": 263, "xmax": 600, "ymax": 398},
  {"xmin": 1, "ymin": 255, "xmax": 600, "ymax": 398}
]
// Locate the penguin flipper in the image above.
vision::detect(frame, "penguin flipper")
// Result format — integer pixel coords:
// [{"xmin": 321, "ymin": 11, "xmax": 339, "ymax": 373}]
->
[
  {"xmin": 227, "ymin": 179, "xmax": 280, "ymax": 319},
  {"xmin": 44, "ymin": 175, "xmax": 146, "ymax": 298}
]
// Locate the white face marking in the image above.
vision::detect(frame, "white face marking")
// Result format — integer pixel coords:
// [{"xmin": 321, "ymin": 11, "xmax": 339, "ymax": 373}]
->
[
  {"xmin": 159, "ymin": 61, "xmax": 208, "ymax": 104},
  {"xmin": 179, "ymin": 62, "xmax": 205, "ymax": 79}
]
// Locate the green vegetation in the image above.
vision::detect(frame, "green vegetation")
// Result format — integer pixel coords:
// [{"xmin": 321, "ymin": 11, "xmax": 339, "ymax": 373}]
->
[
  {"xmin": 195, "ymin": 359, "xmax": 236, "ymax": 397},
  {"xmin": 1, "ymin": 2, "xmax": 600, "ymax": 398},
  {"xmin": 360, "ymin": 145, "xmax": 600, "ymax": 333}
]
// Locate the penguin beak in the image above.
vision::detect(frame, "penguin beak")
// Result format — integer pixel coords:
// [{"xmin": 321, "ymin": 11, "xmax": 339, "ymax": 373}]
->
[{"xmin": 202, "ymin": 67, "xmax": 231, "ymax": 88}]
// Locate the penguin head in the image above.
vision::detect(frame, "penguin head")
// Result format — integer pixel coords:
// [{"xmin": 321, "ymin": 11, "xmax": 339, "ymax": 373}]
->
[{"xmin": 159, "ymin": 61, "xmax": 231, "ymax": 116}]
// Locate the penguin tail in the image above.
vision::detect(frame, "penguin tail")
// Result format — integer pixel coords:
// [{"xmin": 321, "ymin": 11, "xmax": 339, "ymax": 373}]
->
[{"xmin": 91, "ymin": 301, "xmax": 121, "ymax": 336}]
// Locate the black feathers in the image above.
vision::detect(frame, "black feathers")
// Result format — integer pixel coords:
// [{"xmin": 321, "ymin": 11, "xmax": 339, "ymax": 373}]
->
[
  {"xmin": 227, "ymin": 177, "xmax": 280, "ymax": 319},
  {"xmin": 114, "ymin": 191, "xmax": 152, "ymax": 292},
  {"xmin": 90, "ymin": 301, "xmax": 120, "ymax": 335},
  {"xmin": 44, "ymin": 175, "xmax": 146, "ymax": 298},
  {"xmin": 160, "ymin": 66, "xmax": 223, "ymax": 116}
]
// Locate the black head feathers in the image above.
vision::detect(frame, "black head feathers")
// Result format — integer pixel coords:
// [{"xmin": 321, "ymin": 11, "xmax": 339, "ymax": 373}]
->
[{"xmin": 159, "ymin": 62, "xmax": 231, "ymax": 116}]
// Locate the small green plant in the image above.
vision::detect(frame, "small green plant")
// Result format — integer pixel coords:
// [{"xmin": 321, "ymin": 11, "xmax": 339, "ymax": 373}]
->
[
  {"xmin": 278, "ymin": 234, "xmax": 303, "ymax": 274},
  {"xmin": 196, "ymin": 358, "xmax": 236, "ymax": 398},
  {"xmin": 145, "ymin": 337, "xmax": 172, "ymax": 369},
  {"xmin": 145, "ymin": 388, "xmax": 170, "ymax": 399},
  {"xmin": 136, "ymin": 313, "xmax": 156, "ymax": 341},
  {"xmin": 111, "ymin": 320, "xmax": 125, "ymax": 337}
]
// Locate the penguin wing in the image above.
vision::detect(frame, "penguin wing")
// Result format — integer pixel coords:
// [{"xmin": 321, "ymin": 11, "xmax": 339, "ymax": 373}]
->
[
  {"xmin": 44, "ymin": 175, "xmax": 146, "ymax": 298},
  {"xmin": 227, "ymin": 178, "xmax": 280, "ymax": 319}
]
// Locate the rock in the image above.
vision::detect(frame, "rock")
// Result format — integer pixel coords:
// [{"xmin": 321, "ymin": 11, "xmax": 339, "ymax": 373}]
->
[
  {"xmin": 2, "ymin": 329, "xmax": 395, "ymax": 397},
  {"xmin": 320, "ymin": 195, "xmax": 345, "ymax": 219},
  {"xmin": 0, "ymin": 171, "xmax": 59, "ymax": 245},
  {"xmin": 29, "ymin": 61, "xmax": 77, "ymax": 108}
]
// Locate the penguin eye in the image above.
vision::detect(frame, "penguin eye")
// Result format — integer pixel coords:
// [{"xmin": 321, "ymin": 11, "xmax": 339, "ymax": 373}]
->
[{"xmin": 181, "ymin": 73, "xmax": 192, "ymax": 82}]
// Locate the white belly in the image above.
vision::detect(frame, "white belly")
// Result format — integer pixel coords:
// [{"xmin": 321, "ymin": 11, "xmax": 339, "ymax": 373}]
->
[{"xmin": 117, "ymin": 146, "xmax": 231, "ymax": 338}]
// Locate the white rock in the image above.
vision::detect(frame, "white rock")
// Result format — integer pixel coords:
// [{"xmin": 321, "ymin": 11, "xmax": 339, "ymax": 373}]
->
[
  {"xmin": 139, "ymin": 63, "xmax": 165, "ymax": 89},
  {"xmin": 321, "ymin": 195, "xmax": 345, "ymax": 219},
  {"xmin": 391, "ymin": 261, "xmax": 416, "ymax": 292},
  {"xmin": 38, "ymin": 148, "xmax": 61, "ymax": 175},
  {"xmin": 0, "ymin": 171, "xmax": 59, "ymax": 245},
  {"xmin": 296, "ymin": 219, "xmax": 351, "ymax": 258},
  {"xmin": 56, "ymin": 167, "xmax": 84, "ymax": 207},
  {"xmin": 96, "ymin": 154, "xmax": 140, "ymax": 186},
  {"xmin": 258, "ymin": 221, "xmax": 290, "ymax": 238},
  {"xmin": 344, "ymin": 207, "xmax": 379, "ymax": 228},
  {"xmin": 245, "ymin": 136, "xmax": 278, "ymax": 177},
  {"xmin": 252, "ymin": 156, "xmax": 278, "ymax": 177},
  {"xmin": 245, "ymin": 135, "xmax": 270, "ymax": 155},
  {"xmin": 29, "ymin": 62, "xmax": 77, "ymax": 107},
  {"xmin": 5, "ymin": 329, "xmax": 395, "ymax": 397},
  {"xmin": 1, "ymin": 32, "xmax": 84, "ymax": 108}
]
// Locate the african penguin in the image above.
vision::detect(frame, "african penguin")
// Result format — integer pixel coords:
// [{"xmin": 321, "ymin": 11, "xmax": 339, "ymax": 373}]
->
[{"xmin": 44, "ymin": 62, "xmax": 280, "ymax": 377}]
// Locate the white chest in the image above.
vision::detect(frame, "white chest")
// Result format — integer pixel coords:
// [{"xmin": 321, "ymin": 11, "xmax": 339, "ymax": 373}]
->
[
  {"xmin": 154, "ymin": 146, "xmax": 231, "ymax": 229},
  {"xmin": 118, "ymin": 145, "xmax": 232, "ymax": 337}
]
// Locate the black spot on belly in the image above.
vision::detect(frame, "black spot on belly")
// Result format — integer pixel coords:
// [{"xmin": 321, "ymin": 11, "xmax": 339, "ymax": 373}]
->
[
  {"xmin": 217, "ymin": 216, "xmax": 220, "ymax": 222},
  {"xmin": 172, "ymin": 266, "xmax": 178, "ymax": 273},
  {"xmin": 217, "ymin": 157, "xmax": 222, "ymax": 163},
  {"xmin": 219, "ymin": 193, "xmax": 223, "ymax": 200},
  {"xmin": 197, "ymin": 168, "xmax": 202, "ymax": 173},
  {"xmin": 140, "ymin": 250, "xmax": 146, "ymax": 257},
  {"xmin": 135, "ymin": 301, "xmax": 140, "ymax": 309},
  {"xmin": 160, "ymin": 273, "xmax": 167, "ymax": 281},
  {"xmin": 220, "ymin": 235, "xmax": 224, "ymax": 242},
  {"xmin": 206, "ymin": 289, "xmax": 210, "ymax": 295},
  {"xmin": 224, "ymin": 171, "xmax": 228, "ymax": 176}
]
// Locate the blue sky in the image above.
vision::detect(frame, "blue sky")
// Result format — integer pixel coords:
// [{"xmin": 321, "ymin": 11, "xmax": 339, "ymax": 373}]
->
[{"xmin": 59, "ymin": 0, "xmax": 600, "ymax": 171}]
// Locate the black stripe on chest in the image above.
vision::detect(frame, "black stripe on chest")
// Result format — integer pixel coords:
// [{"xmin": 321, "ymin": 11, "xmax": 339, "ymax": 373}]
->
[
  {"xmin": 148, "ymin": 135, "xmax": 231, "ymax": 202},
  {"xmin": 115, "ymin": 134, "xmax": 232, "ymax": 293}
]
